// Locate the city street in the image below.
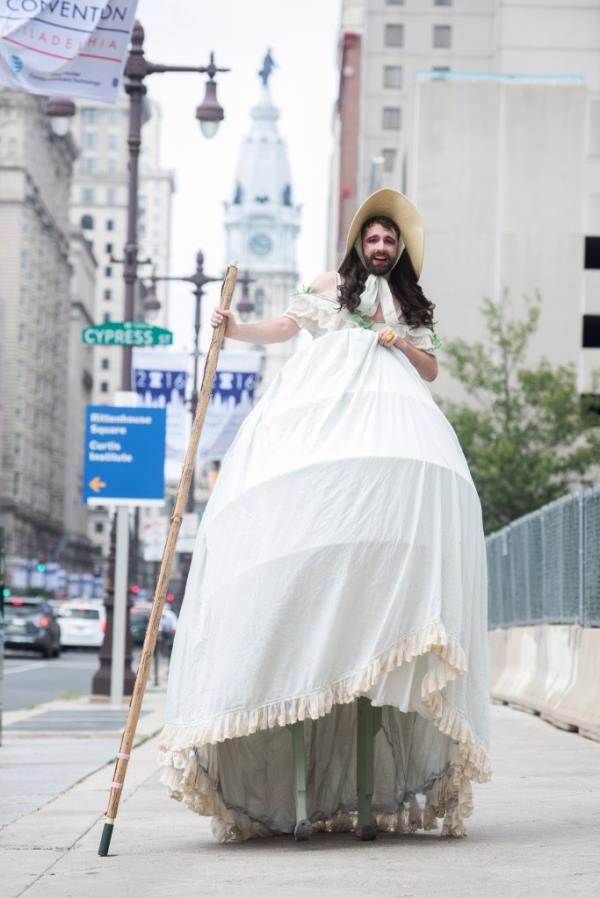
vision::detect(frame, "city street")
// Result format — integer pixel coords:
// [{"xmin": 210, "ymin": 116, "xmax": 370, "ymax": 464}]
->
[
  {"xmin": 2, "ymin": 651, "xmax": 99, "ymax": 712},
  {"xmin": 2, "ymin": 649, "xmax": 144, "ymax": 712}
]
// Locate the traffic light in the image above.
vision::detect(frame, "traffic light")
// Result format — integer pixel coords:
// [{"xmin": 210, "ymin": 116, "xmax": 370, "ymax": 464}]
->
[
  {"xmin": 130, "ymin": 584, "xmax": 140, "ymax": 595},
  {"xmin": 2, "ymin": 586, "xmax": 10, "ymax": 598},
  {"xmin": 36, "ymin": 561, "xmax": 46, "ymax": 573},
  {"xmin": 166, "ymin": 593, "xmax": 174, "ymax": 603}
]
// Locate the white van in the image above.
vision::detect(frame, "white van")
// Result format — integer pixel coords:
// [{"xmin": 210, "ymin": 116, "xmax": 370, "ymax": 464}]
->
[{"xmin": 56, "ymin": 601, "xmax": 106, "ymax": 648}]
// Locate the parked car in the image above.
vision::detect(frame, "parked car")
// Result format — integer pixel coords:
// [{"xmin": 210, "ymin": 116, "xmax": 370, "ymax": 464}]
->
[
  {"xmin": 55, "ymin": 600, "xmax": 106, "ymax": 649},
  {"xmin": 3, "ymin": 597, "xmax": 62, "ymax": 658},
  {"xmin": 130, "ymin": 603, "xmax": 178, "ymax": 652},
  {"xmin": 130, "ymin": 603, "xmax": 151, "ymax": 647}
]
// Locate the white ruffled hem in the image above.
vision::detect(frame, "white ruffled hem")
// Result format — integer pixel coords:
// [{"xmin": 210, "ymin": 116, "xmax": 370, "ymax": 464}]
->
[{"xmin": 157, "ymin": 619, "xmax": 491, "ymax": 842}]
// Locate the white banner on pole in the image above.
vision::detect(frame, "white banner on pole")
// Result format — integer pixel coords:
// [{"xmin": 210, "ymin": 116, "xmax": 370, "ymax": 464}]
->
[
  {"xmin": 198, "ymin": 350, "xmax": 264, "ymax": 463},
  {"xmin": 142, "ymin": 512, "xmax": 198, "ymax": 563},
  {"xmin": 0, "ymin": 1, "xmax": 139, "ymax": 103}
]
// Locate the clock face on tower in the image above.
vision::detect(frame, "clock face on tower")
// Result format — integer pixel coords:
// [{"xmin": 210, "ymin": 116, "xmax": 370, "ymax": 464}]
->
[{"xmin": 249, "ymin": 233, "xmax": 273, "ymax": 256}]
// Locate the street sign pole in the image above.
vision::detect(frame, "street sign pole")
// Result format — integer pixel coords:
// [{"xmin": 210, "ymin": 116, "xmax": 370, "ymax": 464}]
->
[
  {"xmin": 111, "ymin": 507, "xmax": 130, "ymax": 707},
  {"xmin": 81, "ymin": 321, "xmax": 174, "ymax": 348},
  {"xmin": 83, "ymin": 404, "xmax": 167, "ymax": 698}
]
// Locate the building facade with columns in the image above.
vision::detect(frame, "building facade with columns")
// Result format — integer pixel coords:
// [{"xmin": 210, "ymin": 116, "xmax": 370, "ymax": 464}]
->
[
  {"xmin": 223, "ymin": 57, "xmax": 302, "ymax": 397},
  {"xmin": 0, "ymin": 88, "xmax": 95, "ymax": 569}
]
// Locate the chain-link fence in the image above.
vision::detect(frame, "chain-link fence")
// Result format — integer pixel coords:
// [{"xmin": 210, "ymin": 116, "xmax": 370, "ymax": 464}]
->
[{"xmin": 486, "ymin": 486, "xmax": 600, "ymax": 629}]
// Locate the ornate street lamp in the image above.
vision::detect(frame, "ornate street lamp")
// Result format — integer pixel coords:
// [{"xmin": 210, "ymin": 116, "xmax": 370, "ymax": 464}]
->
[
  {"xmin": 45, "ymin": 96, "xmax": 76, "ymax": 136},
  {"xmin": 119, "ymin": 21, "xmax": 230, "ymax": 390},
  {"xmin": 196, "ymin": 53, "xmax": 225, "ymax": 139},
  {"xmin": 236, "ymin": 271, "xmax": 256, "ymax": 322},
  {"xmin": 141, "ymin": 278, "xmax": 161, "ymax": 320}
]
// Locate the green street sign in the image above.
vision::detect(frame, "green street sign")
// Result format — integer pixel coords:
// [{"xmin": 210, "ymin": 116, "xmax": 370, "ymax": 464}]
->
[{"xmin": 81, "ymin": 321, "xmax": 173, "ymax": 347}]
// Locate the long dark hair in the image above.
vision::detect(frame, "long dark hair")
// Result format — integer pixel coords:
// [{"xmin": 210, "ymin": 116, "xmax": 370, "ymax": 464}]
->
[{"xmin": 337, "ymin": 216, "xmax": 436, "ymax": 328}]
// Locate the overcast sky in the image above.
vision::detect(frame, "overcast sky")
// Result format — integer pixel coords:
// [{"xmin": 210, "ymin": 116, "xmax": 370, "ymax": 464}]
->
[{"xmin": 137, "ymin": 0, "xmax": 342, "ymax": 353}]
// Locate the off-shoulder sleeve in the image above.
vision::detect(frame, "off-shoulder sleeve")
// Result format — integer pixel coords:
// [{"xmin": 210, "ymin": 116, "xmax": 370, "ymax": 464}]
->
[
  {"xmin": 404, "ymin": 325, "xmax": 440, "ymax": 356},
  {"xmin": 282, "ymin": 291, "xmax": 348, "ymax": 338}
]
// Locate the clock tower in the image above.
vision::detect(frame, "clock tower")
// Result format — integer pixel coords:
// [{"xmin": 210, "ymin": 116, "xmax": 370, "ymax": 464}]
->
[{"xmin": 224, "ymin": 51, "xmax": 302, "ymax": 396}]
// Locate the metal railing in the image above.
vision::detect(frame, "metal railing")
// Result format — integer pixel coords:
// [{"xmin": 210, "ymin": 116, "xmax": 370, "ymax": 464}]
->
[{"xmin": 486, "ymin": 486, "xmax": 600, "ymax": 629}]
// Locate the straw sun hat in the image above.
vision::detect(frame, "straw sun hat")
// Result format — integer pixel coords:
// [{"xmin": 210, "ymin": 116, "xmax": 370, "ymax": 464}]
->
[{"xmin": 338, "ymin": 188, "xmax": 425, "ymax": 279}]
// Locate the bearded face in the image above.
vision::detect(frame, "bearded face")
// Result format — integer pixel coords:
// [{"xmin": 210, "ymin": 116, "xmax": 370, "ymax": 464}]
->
[{"xmin": 362, "ymin": 223, "xmax": 399, "ymax": 276}]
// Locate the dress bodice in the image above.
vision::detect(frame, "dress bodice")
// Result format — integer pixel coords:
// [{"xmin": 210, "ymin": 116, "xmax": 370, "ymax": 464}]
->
[{"xmin": 282, "ymin": 287, "xmax": 439, "ymax": 356}]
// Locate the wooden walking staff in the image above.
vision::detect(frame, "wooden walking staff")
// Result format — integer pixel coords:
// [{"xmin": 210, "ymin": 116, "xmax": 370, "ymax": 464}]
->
[{"xmin": 98, "ymin": 263, "xmax": 239, "ymax": 857}]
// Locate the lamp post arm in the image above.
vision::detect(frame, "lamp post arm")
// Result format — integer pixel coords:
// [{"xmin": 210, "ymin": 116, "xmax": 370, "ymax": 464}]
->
[
  {"xmin": 150, "ymin": 274, "xmax": 222, "ymax": 287},
  {"xmin": 143, "ymin": 62, "xmax": 231, "ymax": 77}
]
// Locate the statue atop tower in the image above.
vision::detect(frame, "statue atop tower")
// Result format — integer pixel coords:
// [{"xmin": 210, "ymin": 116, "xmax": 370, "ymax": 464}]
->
[
  {"xmin": 258, "ymin": 48, "xmax": 276, "ymax": 87},
  {"xmin": 224, "ymin": 50, "xmax": 300, "ymax": 275},
  {"xmin": 223, "ymin": 50, "xmax": 302, "ymax": 396}
]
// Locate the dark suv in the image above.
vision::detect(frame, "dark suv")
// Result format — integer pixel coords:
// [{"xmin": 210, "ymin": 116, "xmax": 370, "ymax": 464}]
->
[{"xmin": 3, "ymin": 597, "xmax": 62, "ymax": 658}]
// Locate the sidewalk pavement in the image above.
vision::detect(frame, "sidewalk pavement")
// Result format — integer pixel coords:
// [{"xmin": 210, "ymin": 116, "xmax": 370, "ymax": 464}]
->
[
  {"xmin": 0, "ymin": 675, "xmax": 167, "ymax": 828},
  {"xmin": 2, "ymin": 698, "xmax": 600, "ymax": 898}
]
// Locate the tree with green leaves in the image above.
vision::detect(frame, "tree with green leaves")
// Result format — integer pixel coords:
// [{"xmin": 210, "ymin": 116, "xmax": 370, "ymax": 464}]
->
[{"xmin": 435, "ymin": 293, "xmax": 600, "ymax": 534}]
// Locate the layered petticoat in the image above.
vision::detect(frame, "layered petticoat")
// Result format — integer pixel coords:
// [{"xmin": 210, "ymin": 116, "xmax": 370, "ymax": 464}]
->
[{"xmin": 157, "ymin": 327, "xmax": 491, "ymax": 841}]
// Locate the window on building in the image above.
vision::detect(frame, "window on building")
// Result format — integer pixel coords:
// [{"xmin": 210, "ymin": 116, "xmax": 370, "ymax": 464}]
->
[
  {"xmin": 81, "ymin": 108, "xmax": 97, "ymax": 124},
  {"xmin": 383, "ymin": 107, "xmax": 402, "ymax": 130},
  {"xmin": 103, "ymin": 313, "xmax": 111, "ymax": 323},
  {"xmin": 81, "ymin": 157, "xmax": 96, "ymax": 174},
  {"xmin": 385, "ymin": 24, "xmax": 404, "ymax": 47},
  {"xmin": 382, "ymin": 149, "xmax": 397, "ymax": 172},
  {"xmin": 81, "ymin": 188, "xmax": 94, "ymax": 204},
  {"xmin": 100, "ymin": 381, "xmax": 109, "ymax": 393},
  {"xmin": 432, "ymin": 66, "xmax": 451, "ymax": 73},
  {"xmin": 585, "ymin": 236, "xmax": 600, "ymax": 268},
  {"xmin": 107, "ymin": 158, "xmax": 117, "ymax": 175},
  {"xmin": 254, "ymin": 288, "xmax": 266, "ymax": 317},
  {"xmin": 108, "ymin": 133, "xmax": 118, "ymax": 150},
  {"xmin": 386, "ymin": 0, "xmax": 404, "ymax": 5},
  {"xmin": 81, "ymin": 214, "xmax": 94, "ymax": 230},
  {"xmin": 583, "ymin": 315, "xmax": 600, "ymax": 347},
  {"xmin": 94, "ymin": 521, "xmax": 105, "ymax": 533},
  {"xmin": 105, "ymin": 243, "xmax": 113, "ymax": 254},
  {"xmin": 104, "ymin": 266, "xmax": 112, "ymax": 277},
  {"xmin": 434, "ymin": 0, "xmax": 452, "ymax": 6},
  {"xmin": 580, "ymin": 393, "xmax": 600, "ymax": 423},
  {"xmin": 433, "ymin": 25, "xmax": 452, "ymax": 48},
  {"xmin": 103, "ymin": 289, "xmax": 112, "ymax": 300},
  {"xmin": 106, "ymin": 219, "xmax": 114, "ymax": 231},
  {"xmin": 82, "ymin": 131, "xmax": 96, "ymax": 149},
  {"xmin": 106, "ymin": 188, "xmax": 117, "ymax": 205},
  {"xmin": 384, "ymin": 65, "xmax": 403, "ymax": 89},
  {"xmin": 101, "ymin": 358, "xmax": 110, "ymax": 370}
]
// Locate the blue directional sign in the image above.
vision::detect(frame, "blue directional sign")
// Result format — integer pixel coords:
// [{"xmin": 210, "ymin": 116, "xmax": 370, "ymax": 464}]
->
[{"xmin": 82, "ymin": 405, "xmax": 166, "ymax": 506}]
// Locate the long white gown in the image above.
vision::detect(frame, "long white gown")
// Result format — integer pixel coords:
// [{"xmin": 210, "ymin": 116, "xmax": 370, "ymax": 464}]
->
[{"xmin": 157, "ymin": 285, "xmax": 492, "ymax": 842}]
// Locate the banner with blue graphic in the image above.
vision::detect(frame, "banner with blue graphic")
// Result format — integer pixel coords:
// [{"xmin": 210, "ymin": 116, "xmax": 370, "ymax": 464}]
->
[
  {"xmin": 0, "ymin": 1, "xmax": 139, "ymax": 102},
  {"xmin": 198, "ymin": 350, "xmax": 264, "ymax": 462},
  {"xmin": 132, "ymin": 348, "xmax": 189, "ymax": 475}
]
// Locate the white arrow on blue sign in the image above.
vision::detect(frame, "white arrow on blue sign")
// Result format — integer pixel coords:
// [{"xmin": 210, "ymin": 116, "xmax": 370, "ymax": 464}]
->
[{"xmin": 82, "ymin": 405, "xmax": 166, "ymax": 507}]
